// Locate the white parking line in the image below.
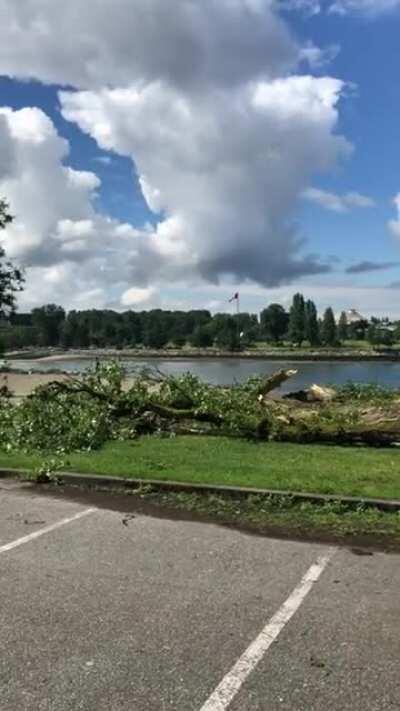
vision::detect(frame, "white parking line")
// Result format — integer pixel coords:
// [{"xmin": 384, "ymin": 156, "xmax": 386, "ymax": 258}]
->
[
  {"xmin": 199, "ymin": 547, "xmax": 336, "ymax": 711},
  {"xmin": 0, "ymin": 508, "xmax": 95, "ymax": 554}
]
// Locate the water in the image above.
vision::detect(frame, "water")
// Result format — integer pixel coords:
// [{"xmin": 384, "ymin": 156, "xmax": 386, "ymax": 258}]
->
[{"xmin": 5, "ymin": 356, "xmax": 400, "ymax": 392}]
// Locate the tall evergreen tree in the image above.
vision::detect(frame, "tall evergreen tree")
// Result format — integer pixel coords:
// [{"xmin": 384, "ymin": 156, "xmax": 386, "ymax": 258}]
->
[
  {"xmin": 304, "ymin": 300, "xmax": 320, "ymax": 346},
  {"xmin": 288, "ymin": 293, "xmax": 305, "ymax": 346},
  {"xmin": 338, "ymin": 311, "xmax": 348, "ymax": 342},
  {"xmin": 321, "ymin": 307, "xmax": 337, "ymax": 346}
]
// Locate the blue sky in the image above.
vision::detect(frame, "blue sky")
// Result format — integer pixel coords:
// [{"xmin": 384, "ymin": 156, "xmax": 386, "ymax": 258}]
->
[
  {"xmin": 0, "ymin": 78, "xmax": 156, "ymax": 227},
  {"xmin": 0, "ymin": 0, "xmax": 400, "ymax": 316},
  {"xmin": 294, "ymin": 9, "xmax": 400, "ymax": 282}
]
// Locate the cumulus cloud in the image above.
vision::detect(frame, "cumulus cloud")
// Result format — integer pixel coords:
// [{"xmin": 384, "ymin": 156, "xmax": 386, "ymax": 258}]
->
[
  {"xmin": 346, "ymin": 260, "xmax": 399, "ymax": 274},
  {"xmin": 302, "ymin": 187, "xmax": 375, "ymax": 212},
  {"xmin": 60, "ymin": 75, "xmax": 349, "ymax": 287},
  {"xmin": 0, "ymin": 107, "xmax": 102, "ymax": 265},
  {"xmin": 0, "ymin": 0, "xmax": 297, "ymax": 90},
  {"xmin": 0, "ymin": 106, "xmax": 173, "ymax": 308},
  {"xmin": 0, "ymin": 0, "xmax": 354, "ymax": 305}
]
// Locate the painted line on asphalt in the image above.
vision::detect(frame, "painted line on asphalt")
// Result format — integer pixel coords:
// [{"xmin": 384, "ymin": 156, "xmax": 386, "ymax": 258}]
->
[
  {"xmin": 199, "ymin": 547, "xmax": 336, "ymax": 711},
  {"xmin": 0, "ymin": 508, "xmax": 95, "ymax": 554}
]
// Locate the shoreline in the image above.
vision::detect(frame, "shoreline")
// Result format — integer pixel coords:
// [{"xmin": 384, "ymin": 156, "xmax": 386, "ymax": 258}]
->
[{"xmin": 5, "ymin": 347, "xmax": 400, "ymax": 363}]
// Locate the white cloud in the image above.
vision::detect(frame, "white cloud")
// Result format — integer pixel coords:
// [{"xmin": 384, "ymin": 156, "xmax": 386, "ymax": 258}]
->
[
  {"xmin": 299, "ymin": 42, "xmax": 340, "ymax": 69},
  {"xmin": 0, "ymin": 0, "xmax": 297, "ymax": 89},
  {"xmin": 388, "ymin": 194, "xmax": 400, "ymax": 239},
  {"xmin": 121, "ymin": 287, "xmax": 156, "ymax": 307},
  {"xmin": 0, "ymin": 107, "xmax": 99, "ymax": 258},
  {"xmin": 0, "ymin": 106, "xmax": 170, "ymax": 309},
  {"xmin": 280, "ymin": 0, "xmax": 322, "ymax": 15},
  {"xmin": 226, "ymin": 281, "xmax": 400, "ymax": 319},
  {"xmin": 329, "ymin": 0, "xmax": 400, "ymax": 14},
  {"xmin": 0, "ymin": 0, "xmax": 355, "ymax": 307},
  {"xmin": 302, "ymin": 187, "xmax": 375, "ymax": 212},
  {"xmin": 115, "ymin": 281, "xmax": 400, "ymax": 320},
  {"xmin": 60, "ymin": 75, "xmax": 349, "ymax": 287},
  {"xmin": 282, "ymin": 0, "xmax": 400, "ymax": 15},
  {"xmin": 343, "ymin": 191, "xmax": 376, "ymax": 208}
]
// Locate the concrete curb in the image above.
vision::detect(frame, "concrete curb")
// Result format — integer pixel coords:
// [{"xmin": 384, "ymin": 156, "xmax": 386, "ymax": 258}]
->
[{"xmin": 1, "ymin": 466, "xmax": 400, "ymax": 512}]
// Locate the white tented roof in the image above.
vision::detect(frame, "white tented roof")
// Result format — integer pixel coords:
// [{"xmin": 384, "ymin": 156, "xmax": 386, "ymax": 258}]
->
[{"xmin": 345, "ymin": 309, "xmax": 366, "ymax": 323}]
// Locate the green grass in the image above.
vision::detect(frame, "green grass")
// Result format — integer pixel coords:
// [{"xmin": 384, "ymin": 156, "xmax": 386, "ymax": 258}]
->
[
  {"xmin": 142, "ymin": 489, "xmax": 400, "ymax": 546},
  {"xmin": 252, "ymin": 340, "xmax": 376, "ymax": 352},
  {"xmin": 2, "ymin": 436, "xmax": 400, "ymax": 545},
  {"xmin": 1, "ymin": 436, "xmax": 400, "ymax": 500}
]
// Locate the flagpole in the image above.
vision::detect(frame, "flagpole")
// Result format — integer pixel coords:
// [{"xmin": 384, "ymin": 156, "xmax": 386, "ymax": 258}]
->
[
  {"xmin": 236, "ymin": 293, "xmax": 240, "ymax": 350},
  {"xmin": 229, "ymin": 292, "xmax": 241, "ymax": 350}
]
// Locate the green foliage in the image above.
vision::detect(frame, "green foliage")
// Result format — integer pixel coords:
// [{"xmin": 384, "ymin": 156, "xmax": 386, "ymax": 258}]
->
[
  {"xmin": 7, "ymin": 279, "xmax": 400, "ymax": 355},
  {"xmin": 288, "ymin": 293, "xmax": 305, "ymax": 346},
  {"xmin": 150, "ymin": 489, "xmax": 400, "ymax": 543},
  {"xmin": 0, "ymin": 298, "xmax": 261, "ymax": 352},
  {"xmin": 157, "ymin": 371, "xmax": 272, "ymax": 436},
  {"xmin": 0, "ymin": 199, "xmax": 24, "ymax": 320},
  {"xmin": 304, "ymin": 299, "xmax": 320, "ymax": 346},
  {"xmin": 0, "ymin": 361, "xmax": 287, "ymax": 454},
  {"xmin": 338, "ymin": 311, "xmax": 348, "ymax": 341},
  {"xmin": 190, "ymin": 324, "xmax": 214, "ymax": 348},
  {"xmin": 260, "ymin": 303, "xmax": 289, "ymax": 343},
  {"xmin": 367, "ymin": 323, "xmax": 394, "ymax": 347},
  {"xmin": 0, "ymin": 325, "xmax": 39, "ymax": 351},
  {"xmin": 233, "ymin": 312, "xmax": 260, "ymax": 345},
  {"xmin": 213, "ymin": 315, "xmax": 241, "ymax": 351},
  {"xmin": 0, "ymin": 384, "xmax": 112, "ymax": 453},
  {"xmin": 143, "ymin": 320, "xmax": 169, "ymax": 349},
  {"xmin": 337, "ymin": 382, "xmax": 396, "ymax": 403},
  {"xmin": 321, "ymin": 307, "xmax": 337, "ymax": 346},
  {"xmin": 36, "ymin": 454, "xmax": 66, "ymax": 482},
  {"xmin": 0, "ymin": 198, "xmax": 13, "ymax": 229},
  {"xmin": 347, "ymin": 318, "xmax": 369, "ymax": 341},
  {"xmin": 0, "ymin": 362, "xmax": 133, "ymax": 453},
  {"xmin": 32, "ymin": 304, "xmax": 66, "ymax": 347},
  {"xmin": 0, "ymin": 360, "xmax": 399, "ymax": 458}
]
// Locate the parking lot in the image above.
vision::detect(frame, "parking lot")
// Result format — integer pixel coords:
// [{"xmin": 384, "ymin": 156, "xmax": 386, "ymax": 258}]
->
[{"xmin": 1, "ymin": 479, "xmax": 399, "ymax": 710}]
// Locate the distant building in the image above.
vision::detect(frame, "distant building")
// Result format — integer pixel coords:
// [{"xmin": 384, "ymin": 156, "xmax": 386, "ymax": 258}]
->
[
  {"xmin": 345, "ymin": 309, "xmax": 366, "ymax": 324},
  {"xmin": 376, "ymin": 322, "xmax": 396, "ymax": 333}
]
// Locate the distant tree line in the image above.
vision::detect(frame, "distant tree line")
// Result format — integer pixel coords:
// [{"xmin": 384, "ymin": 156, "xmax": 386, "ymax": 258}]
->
[
  {"xmin": 5, "ymin": 307, "xmax": 258, "ymax": 351},
  {"xmin": 261, "ymin": 295, "xmax": 397, "ymax": 347},
  {"xmin": 2, "ymin": 294, "xmax": 398, "ymax": 351}
]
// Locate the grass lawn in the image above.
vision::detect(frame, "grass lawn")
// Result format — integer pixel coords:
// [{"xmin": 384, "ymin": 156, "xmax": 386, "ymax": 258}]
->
[{"xmin": 1, "ymin": 436, "xmax": 400, "ymax": 500}]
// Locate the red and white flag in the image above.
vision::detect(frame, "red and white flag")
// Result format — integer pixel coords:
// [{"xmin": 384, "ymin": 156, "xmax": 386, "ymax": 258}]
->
[{"xmin": 229, "ymin": 292, "xmax": 239, "ymax": 303}]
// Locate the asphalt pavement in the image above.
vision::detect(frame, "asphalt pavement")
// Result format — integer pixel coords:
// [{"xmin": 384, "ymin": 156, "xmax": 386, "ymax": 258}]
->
[{"xmin": 0, "ymin": 479, "xmax": 399, "ymax": 710}]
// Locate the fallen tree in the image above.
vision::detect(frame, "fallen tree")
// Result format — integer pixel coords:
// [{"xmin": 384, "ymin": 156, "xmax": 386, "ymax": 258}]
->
[
  {"xmin": 257, "ymin": 368, "xmax": 298, "ymax": 398},
  {"xmin": 0, "ymin": 361, "xmax": 399, "ymax": 452}
]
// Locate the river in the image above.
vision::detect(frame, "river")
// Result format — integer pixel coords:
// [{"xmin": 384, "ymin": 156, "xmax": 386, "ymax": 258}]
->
[{"xmin": 5, "ymin": 356, "xmax": 400, "ymax": 392}]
